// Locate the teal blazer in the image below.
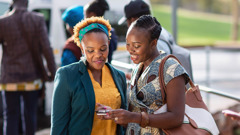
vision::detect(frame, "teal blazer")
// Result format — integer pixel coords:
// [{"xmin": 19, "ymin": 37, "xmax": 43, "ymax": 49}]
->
[{"xmin": 51, "ymin": 60, "xmax": 127, "ymax": 135}]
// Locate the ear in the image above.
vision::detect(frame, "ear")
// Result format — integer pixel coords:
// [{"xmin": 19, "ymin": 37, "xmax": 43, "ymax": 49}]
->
[
  {"xmin": 87, "ymin": 12, "xmax": 96, "ymax": 18},
  {"xmin": 150, "ymin": 39, "xmax": 158, "ymax": 48},
  {"xmin": 130, "ymin": 17, "xmax": 138, "ymax": 24},
  {"xmin": 131, "ymin": 17, "xmax": 137, "ymax": 22},
  {"xmin": 79, "ymin": 43, "xmax": 84, "ymax": 55}
]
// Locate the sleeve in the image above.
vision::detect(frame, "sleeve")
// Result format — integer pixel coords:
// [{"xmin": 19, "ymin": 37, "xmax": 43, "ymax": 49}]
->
[
  {"xmin": 37, "ymin": 15, "xmax": 56, "ymax": 80},
  {"xmin": 110, "ymin": 29, "xmax": 118, "ymax": 51},
  {"xmin": 108, "ymin": 29, "xmax": 118, "ymax": 63},
  {"xmin": 61, "ymin": 49, "xmax": 78, "ymax": 66},
  {"xmin": 51, "ymin": 68, "xmax": 71, "ymax": 135},
  {"xmin": 163, "ymin": 58, "xmax": 190, "ymax": 86}
]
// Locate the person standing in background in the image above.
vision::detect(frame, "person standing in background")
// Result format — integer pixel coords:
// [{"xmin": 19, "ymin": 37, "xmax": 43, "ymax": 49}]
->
[
  {"xmin": 61, "ymin": 5, "xmax": 84, "ymax": 66},
  {"xmin": 119, "ymin": 0, "xmax": 193, "ymax": 80},
  {"xmin": 84, "ymin": 0, "xmax": 118, "ymax": 64},
  {"xmin": 0, "ymin": 0, "xmax": 56, "ymax": 134}
]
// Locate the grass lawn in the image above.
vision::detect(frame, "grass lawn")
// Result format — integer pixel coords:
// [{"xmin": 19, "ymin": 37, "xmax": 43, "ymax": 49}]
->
[{"xmin": 152, "ymin": 5, "xmax": 237, "ymax": 46}]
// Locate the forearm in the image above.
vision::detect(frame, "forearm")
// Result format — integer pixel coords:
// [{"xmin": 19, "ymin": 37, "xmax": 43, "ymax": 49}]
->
[{"xmin": 148, "ymin": 112, "xmax": 183, "ymax": 129}]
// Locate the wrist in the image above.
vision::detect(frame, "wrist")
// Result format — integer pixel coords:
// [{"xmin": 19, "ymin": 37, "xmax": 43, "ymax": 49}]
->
[
  {"xmin": 140, "ymin": 111, "xmax": 149, "ymax": 128},
  {"xmin": 131, "ymin": 112, "xmax": 142, "ymax": 124}
]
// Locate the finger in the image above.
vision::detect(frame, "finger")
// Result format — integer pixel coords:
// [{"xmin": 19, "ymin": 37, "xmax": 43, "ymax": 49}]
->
[
  {"xmin": 96, "ymin": 103, "xmax": 106, "ymax": 109},
  {"xmin": 103, "ymin": 114, "xmax": 112, "ymax": 120},
  {"xmin": 114, "ymin": 116, "xmax": 120, "ymax": 124},
  {"xmin": 97, "ymin": 115, "xmax": 103, "ymax": 120},
  {"xmin": 96, "ymin": 103, "xmax": 102, "ymax": 107},
  {"xmin": 111, "ymin": 109, "xmax": 123, "ymax": 115}
]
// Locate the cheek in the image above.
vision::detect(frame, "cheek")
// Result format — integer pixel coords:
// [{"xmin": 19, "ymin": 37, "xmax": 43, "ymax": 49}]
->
[
  {"xmin": 135, "ymin": 47, "xmax": 145, "ymax": 55},
  {"xmin": 103, "ymin": 48, "xmax": 109, "ymax": 58},
  {"xmin": 84, "ymin": 52, "xmax": 92, "ymax": 60}
]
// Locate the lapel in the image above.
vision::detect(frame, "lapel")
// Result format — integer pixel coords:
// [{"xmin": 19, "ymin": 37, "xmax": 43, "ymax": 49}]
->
[
  {"xmin": 106, "ymin": 63, "xmax": 126, "ymax": 109},
  {"xmin": 78, "ymin": 61, "xmax": 95, "ymax": 118}
]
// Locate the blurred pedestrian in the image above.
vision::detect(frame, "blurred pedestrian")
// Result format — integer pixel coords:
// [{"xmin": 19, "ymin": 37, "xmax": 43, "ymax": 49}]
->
[
  {"xmin": 119, "ymin": 0, "xmax": 193, "ymax": 80},
  {"xmin": 61, "ymin": 5, "xmax": 84, "ymax": 66},
  {"xmin": 0, "ymin": 0, "xmax": 56, "ymax": 134},
  {"xmin": 51, "ymin": 16, "xmax": 126, "ymax": 135},
  {"xmin": 84, "ymin": 0, "xmax": 118, "ymax": 64}
]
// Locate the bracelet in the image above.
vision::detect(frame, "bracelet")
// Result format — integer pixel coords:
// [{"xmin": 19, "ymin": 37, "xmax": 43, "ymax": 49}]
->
[{"xmin": 140, "ymin": 111, "xmax": 149, "ymax": 128}]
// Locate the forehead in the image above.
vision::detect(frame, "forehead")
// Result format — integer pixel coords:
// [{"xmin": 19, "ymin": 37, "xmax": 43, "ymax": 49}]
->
[
  {"xmin": 82, "ymin": 32, "xmax": 108, "ymax": 46},
  {"xmin": 127, "ymin": 27, "xmax": 150, "ymax": 41}
]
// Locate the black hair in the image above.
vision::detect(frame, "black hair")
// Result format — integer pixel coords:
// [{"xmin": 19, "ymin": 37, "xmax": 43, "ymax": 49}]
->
[
  {"xmin": 12, "ymin": 0, "xmax": 28, "ymax": 7},
  {"xmin": 133, "ymin": 15, "xmax": 162, "ymax": 41},
  {"xmin": 127, "ymin": 10, "xmax": 150, "ymax": 20},
  {"xmin": 86, "ymin": 0, "xmax": 109, "ymax": 16}
]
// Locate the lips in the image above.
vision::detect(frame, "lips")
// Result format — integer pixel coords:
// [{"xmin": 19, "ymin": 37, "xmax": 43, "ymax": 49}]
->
[
  {"xmin": 130, "ymin": 55, "xmax": 138, "ymax": 61},
  {"xmin": 94, "ymin": 59, "xmax": 105, "ymax": 64}
]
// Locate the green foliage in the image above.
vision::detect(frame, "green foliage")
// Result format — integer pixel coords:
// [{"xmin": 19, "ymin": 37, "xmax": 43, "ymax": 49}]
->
[
  {"xmin": 151, "ymin": 0, "xmax": 231, "ymax": 15},
  {"xmin": 152, "ymin": 5, "xmax": 235, "ymax": 46}
]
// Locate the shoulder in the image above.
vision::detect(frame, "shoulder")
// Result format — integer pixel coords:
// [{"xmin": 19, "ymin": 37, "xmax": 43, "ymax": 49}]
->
[
  {"xmin": 162, "ymin": 54, "xmax": 183, "ymax": 73},
  {"xmin": 0, "ymin": 14, "xmax": 8, "ymax": 20},
  {"xmin": 0, "ymin": 12, "xmax": 12, "ymax": 23},
  {"xmin": 57, "ymin": 61, "xmax": 81, "ymax": 76},
  {"xmin": 162, "ymin": 55, "xmax": 189, "ymax": 84},
  {"xmin": 26, "ymin": 11, "xmax": 45, "ymax": 22},
  {"xmin": 29, "ymin": 11, "xmax": 44, "ymax": 18},
  {"xmin": 110, "ymin": 28, "xmax": 116, "ymax": 34}
]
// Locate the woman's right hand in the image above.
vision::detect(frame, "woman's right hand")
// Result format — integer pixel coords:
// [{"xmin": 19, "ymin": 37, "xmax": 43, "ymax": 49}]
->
[{"xmin": 95, "ymin": 103, "xmax": 112, "ymax": 120}]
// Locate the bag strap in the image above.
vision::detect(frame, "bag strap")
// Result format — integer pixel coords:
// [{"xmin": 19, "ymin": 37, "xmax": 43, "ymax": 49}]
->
[
  {"xmin": 159, "ymin": 54, "xmax": 195, "ymax": 104},
  {"xmin": 15, "ymin": 12, "xmax": 48, "ymax": 81}
]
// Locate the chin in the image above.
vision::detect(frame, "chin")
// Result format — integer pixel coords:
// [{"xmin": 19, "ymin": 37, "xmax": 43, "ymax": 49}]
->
[
  {"xmin": 132, "ymin": 60, "xmax": 141, "ymax": 64},
  {"xmin": 94, "ymin": 63, "xmax": 105, "ymax": 70}
]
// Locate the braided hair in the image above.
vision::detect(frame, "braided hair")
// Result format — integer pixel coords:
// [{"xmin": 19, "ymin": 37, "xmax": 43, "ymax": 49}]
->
[
  {"xmin": 86, "ymin": 0, "xmax": 109, "ymax": 16},
  {"xmin": 133, "ymin": 15, "xmax": 162, "ymax": 41}
]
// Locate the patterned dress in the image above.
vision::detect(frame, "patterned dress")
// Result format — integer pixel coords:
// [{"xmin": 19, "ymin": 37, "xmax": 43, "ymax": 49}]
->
[{"xmin": 126, "ymin": 53, "xmax": 189, "ymax": 135}]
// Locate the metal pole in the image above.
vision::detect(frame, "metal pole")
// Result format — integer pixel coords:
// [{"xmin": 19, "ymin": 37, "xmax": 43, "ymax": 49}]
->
[
  {"xmin": 205, "ymin": 46, "xmax": 211, "ymax": 107},
  {"xmin": 171, "ymin": 0, "xmax": 178, "ymax": 43}
]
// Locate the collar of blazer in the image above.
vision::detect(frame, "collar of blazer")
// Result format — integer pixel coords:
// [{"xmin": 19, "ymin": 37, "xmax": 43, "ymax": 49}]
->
[{"xmin": 78, "ymin": 60, "xmax": 126, "ymax": 113}]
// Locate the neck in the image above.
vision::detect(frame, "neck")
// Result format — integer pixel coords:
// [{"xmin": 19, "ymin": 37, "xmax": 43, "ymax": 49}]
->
[
  {"xmin": 87, "ymin": 65, "xmax": 103, "ymax": 86},
  {"xmin": 13, "ymin": 5, "xmax": 27, "ymax": 10},
  {"xmin": 142, "ymin": 49, "xmax": 160, "ymax": 70},
  {"xmin": 87, "ymin": 64, "xmax": 102, "ymax": 79}
]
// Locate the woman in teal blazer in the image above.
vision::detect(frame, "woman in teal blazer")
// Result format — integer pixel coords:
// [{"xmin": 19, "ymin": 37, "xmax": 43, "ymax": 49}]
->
[{"xmin": 51, "ymin": 17, "xmax": 127, "ymax": 135}]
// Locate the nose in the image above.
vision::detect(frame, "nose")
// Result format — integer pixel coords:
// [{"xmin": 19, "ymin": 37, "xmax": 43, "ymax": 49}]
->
[
  {"xmin": 96, "ymin": 51, "xmax": 103, "ymax": 57},
  {"xmin": 127, "ymin": 45, "xmax": 135, "ymax": 53}
]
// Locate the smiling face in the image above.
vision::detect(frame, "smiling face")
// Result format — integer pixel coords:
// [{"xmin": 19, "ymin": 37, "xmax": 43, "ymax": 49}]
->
[
  {"xmin": 126, "ymin": 26, "xmax": 157, "ymax": 65},
  {"xmin": 80, "ymin": 31, "xmax": 109, "ymax": 71}
]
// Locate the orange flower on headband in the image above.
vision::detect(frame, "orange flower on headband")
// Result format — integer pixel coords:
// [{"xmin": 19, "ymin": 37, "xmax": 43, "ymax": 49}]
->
[{"xmin": 73, "ymin": 16, "xmax": 112, "ymax": 47}]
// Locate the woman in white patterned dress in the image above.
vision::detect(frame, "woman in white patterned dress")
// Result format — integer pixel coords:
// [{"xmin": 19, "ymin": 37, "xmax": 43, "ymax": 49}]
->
[{"xmin": 105, "ymin": 15, "xmax": 190, "ymax": 135}]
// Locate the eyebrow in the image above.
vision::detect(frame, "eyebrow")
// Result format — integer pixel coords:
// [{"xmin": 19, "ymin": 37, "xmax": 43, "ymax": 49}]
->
[
  {"xmin": 126, "ymin": 40, "xmax": 141, "ymax": 44},
  {"xmin": 86, "ymin": 45, "xmax": 108, "ymax": 48},
  {"xmin": 129, "ymin": 41, "xmax": 142, "ymax": 44}
]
